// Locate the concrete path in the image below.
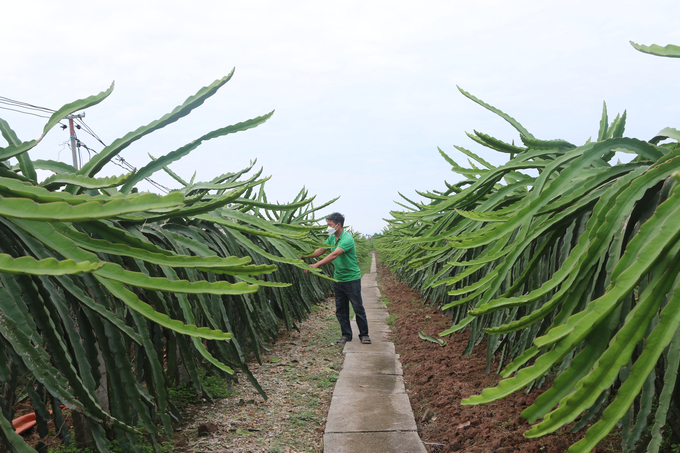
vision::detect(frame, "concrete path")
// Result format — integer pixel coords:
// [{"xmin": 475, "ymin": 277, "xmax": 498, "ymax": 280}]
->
[{"xmin": 323, "ymin": 253, "xmax": 426, "ymax": 453}]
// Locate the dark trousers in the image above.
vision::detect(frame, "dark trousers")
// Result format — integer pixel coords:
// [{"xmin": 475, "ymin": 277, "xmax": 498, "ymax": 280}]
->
[{"xmin": 334, "ymin": 279, "xmax": 369, "ymax": 340}]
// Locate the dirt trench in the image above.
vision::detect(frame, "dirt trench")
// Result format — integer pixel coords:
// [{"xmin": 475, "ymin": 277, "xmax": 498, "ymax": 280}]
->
[{"xmin": 376, "ymin": 259, "xmax": 621, "ymax": 453}]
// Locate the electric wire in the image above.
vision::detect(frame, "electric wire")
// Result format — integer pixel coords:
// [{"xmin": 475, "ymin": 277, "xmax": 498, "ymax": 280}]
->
[
  {"xmin": 56, "ymin": 140, "xmax": 69, "ymax": 162},
  {"xmin": 0, "ymin": 96, "xmax": 55, "ymax": 113},
  {"xmin": 0, "ymin": 97, "xmax": 54, "ymax": 118},
  {"xmin": 0, "ymin": 106, "xmax": 52, "ymax": 118},
  {"xmin": 77, "ymin": 139, "xmax": 171, "ymax": 193},
  {"xmin": 0, "ymin": 97, "xmax": 66, "ymax": 125},
  {"xmin": 1, "ymin": 95, "xmax": 172, "ymax": 193},
  {"xmin": 75, "ymin": 118, "xmax": 106, "ymax": 147},
  {"xmin": 75, "ymin": 118, "xmax": 171, "ymax": 192}
]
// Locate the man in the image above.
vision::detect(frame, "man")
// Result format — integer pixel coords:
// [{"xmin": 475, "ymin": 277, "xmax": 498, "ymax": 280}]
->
[{"xmin": 301, "ymin": 212, "xmax": 371, "ymax": 345}]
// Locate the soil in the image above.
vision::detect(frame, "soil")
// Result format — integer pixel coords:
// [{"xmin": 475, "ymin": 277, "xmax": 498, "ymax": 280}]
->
[
  {"xmin": 9, "ymin": 399, "xmax": 70, "ymax": 451},
  {"xmin": 167, "ymin": 298, "xmax": 343, "ymax": 452},
  {"xmin": 376, "ymin": 258, "xmax": 621, "ymax": 453},
  {"xmin": 14, "ymin": 299, "xmax": 343, "ymax": 453}
]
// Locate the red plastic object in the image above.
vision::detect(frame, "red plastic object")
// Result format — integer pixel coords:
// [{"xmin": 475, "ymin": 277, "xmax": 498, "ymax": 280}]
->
[
  {"xmin": 12, "ymin": 412, "xmax": 37, "ymax": 435},
  {"xmin": 12, "ymin": 406, "xmax": 64, "ymax": 435}
]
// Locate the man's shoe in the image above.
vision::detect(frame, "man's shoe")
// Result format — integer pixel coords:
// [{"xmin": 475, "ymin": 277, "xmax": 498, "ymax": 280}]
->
[{"xmin": 336, "ymin": 336, "xmax": 351, "ymax": 344}]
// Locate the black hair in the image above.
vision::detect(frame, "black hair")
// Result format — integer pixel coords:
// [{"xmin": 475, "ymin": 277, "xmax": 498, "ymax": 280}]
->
[{"xmin": 326, "ymin": 212, "xmax": 345, "ymax": 226}]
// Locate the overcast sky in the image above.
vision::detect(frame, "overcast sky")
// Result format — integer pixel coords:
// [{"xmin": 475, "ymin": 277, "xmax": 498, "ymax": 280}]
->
[{"xmin": 2, "ymin": 1, "xmax": 679, "ymax": 234}]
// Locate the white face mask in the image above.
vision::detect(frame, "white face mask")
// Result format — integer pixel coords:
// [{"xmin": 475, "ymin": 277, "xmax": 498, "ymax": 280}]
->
[{"xmin": 326, "ymin": 226, "xmax": 337, "ymax": 235}]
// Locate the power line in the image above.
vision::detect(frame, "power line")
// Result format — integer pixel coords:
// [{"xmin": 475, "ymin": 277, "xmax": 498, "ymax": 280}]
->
[
  {"xmin": 0, "ymin": 95, "xmax": 172, "ymax": 194},
  {"xmin": 75, "ymin": 118, "xmax": 171, "ymax": 193},
  {"xmin": 0, "ymin": 96, "xmax": 55, "ymax": 119},
  {"xmin": 56, "ymin": 140, "xmax": 69, "ymax": 162},
  {"xmin": 0, "ymin": 97, "xmax": 64, "ymax": 124},
  {"xmin": 77, "ymin": 138, "xmax": 171, "ymax": 193},
  {"xmin": 0, "ymin": 96, "xmax": 55, "ymax": 114},
  {"xmin": 0, "ymin": 105, "xmax": 52, "ymax": 119},
  {"xmin": 75, "ymin": 118, "xmax": 106, "ymax": 147}
]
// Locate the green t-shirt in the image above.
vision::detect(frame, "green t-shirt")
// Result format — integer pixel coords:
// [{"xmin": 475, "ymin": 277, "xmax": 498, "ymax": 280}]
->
[{"xmin": 324, "ymin": 231, "xmax": 361, "ymax": 282}]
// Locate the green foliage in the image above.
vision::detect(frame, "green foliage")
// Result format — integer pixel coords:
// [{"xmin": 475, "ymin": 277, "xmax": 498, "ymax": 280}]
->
[
  {"xmin": 0, "ymin": 73, "xmax": 335, "ymax": 452},
  {"xmin": 291, "ymin": 410, "xmax": 319, "ymax": 427},
  {"xmin": 418, "ymin": 331, "xmax": 447, "ymax": 346},
  {"xmin": 358, "ymin": 253, "xmax": 373, "ymax": 276},
  {"xmin": 312, "ymin": 372, "xmax": 339, "ymax": 389},
  {"xmin": 631, "ymin": 42, "xmax": 680, "ymax": 58},
  {"xmin": 661, "ymin": 444, "xmax": 680, "ymax": 453},
  {"xmin": 376, "ymin": 43, "xmax": 680, "ymax": 452},
  {"xmin": 50, "ymin": 438, "xmax": 175, "ymax": 453},
  {"xmin": 344, "ymin": 227, "xmax": 372, "ymax": 270},
  {"xmin": 168, "ymin": 374, "xmax": 232, "ymax": 406}
]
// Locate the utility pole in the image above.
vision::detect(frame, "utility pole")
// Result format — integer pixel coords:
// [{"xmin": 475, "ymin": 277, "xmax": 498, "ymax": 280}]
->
[{"xmin": 67, "ymin": 113, "xmax": 85, "ymax": 170}]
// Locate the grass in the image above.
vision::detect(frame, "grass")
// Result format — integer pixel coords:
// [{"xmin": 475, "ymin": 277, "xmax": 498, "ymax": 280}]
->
[
  {"xmin": 291, "ymin": 410, "xmax": 320, "ymax": 427},
  {"xmin": 310, "ymin": 371, "xmax": 340, "ymax": 389},
  {"xmin": 167, "ymin": 373, "xmax": 232, "ymax": 407},
  {"xmin": 51, "ymin": 438, "xmax": 174, "ymax": 453},
  {"xmin": 169, "ymin": 298, "xmax": 344, "ymax": 453},
  {"xmin": 358, "ymin": 252, "xmax": 373, "ymax": 276}
]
